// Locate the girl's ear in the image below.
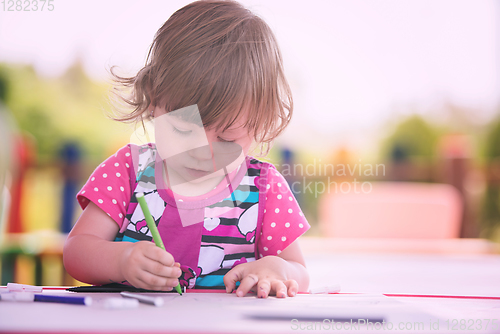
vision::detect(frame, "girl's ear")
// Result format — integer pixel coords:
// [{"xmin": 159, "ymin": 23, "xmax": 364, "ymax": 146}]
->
[{"xmin": 147, "ymin": 102, "xmax": 156, "ymax": 118}]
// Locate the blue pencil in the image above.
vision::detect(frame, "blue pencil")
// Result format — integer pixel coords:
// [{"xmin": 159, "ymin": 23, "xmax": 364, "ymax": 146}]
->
[
  {"xmin": 34, "ymin": 294, "xmax": 92, "ymax": 306},
  {"xmin": 0, "ymin": 292, "xmax": 92, "ymax": 305}
]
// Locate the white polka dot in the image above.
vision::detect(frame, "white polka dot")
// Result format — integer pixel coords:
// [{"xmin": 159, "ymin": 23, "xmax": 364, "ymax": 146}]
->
[
  {"xmin": 123, "ymin": 201, "xmax": 126, "ymax": 206},
  {"xmin": 263, "ymin": 247, "xmax": 268, "ymax": 251},
  {"xmin": 81, "ymin": 190, "xmax": 86, "ymax": 194},
  {"xmin": 288, "ymin": 209, "xmax": 293, "ymax": 213},
  {"xmin": 125, "ymin": 152, "xmax": 130, "ymax": 157},
  {"xmin": 266, "ymin": 184, "xmax": 270, "ymax": 190},
  {"xmin": 277, "ymin": 250, "xmax": 281, "ymax": 254},
  {"xmin": 94, "ymin": 187, "xmax": 99, "ymax": 192},
  {"xmin": 299, "ymin": 212, "xmax": 303, "ymax": 216},
  {"xmin": 299, "ymin": 223, "xmax": 304, "ymax": 228},
  {"xmin": 178, "ymin": 199, "xmax": 183, "ymax": 202},
  {"xmin": 271, "ymin": 222, "xmax": 276, "ymax": 227},
  {"xmin": 275, "ymin": 208, "xmax": 279, "ymax": 213},
  {"xmin": 91, "ymin": 177, "xmax": 95, "ymax": 181},
  {"xmin": 267, "ymin": 236, "xmax": 272, "ymax": 240},
  {"xmin": 107, "ymin": 186, "xmax": 112, "ymax": 191},
  {"xmin": 112, "ymin": 199, "xmax": 117, "ymax": 204},
  {"xmin": 285, "ymin": 222, "xmax": 290, "ymax": 228},
  {"xmin": 107, "ymin": 213, "xmax": 110, "ymax": 216},
  {"xmin": 264, "ymin": 209, "xmax": 266, "ymax": 213},
  {"xmin": 116, "ymin": 172, "xmax": 121, "ymax": 177},
  {"xmin": 98, "ymin": 199, "xmax": 103, "ymax": 204},
  {"xmin": 260, "ymin": 253, "xmax": 263, "ymax": 258},
  {"xmin": 277, "ymin": 194, "xmax": 282, "ymax": 199},
  {"xmin": 101, "ymin": 164, "xmax": 106, "ymax": 167},
  {"xmin": 103, "ymin": 173, "xmax": 107, "ymax": 178},
  {"xmin": 125, "ymin": 163, "xmax": 129, "ymax": 168},
  {"xmin": 114, "ymin": 163, "xmax": 119, "ymax": 167},
  {"xmin": 278, "ymin": 183, "xmax": 282, "ymax": 187},
  {"xmin": 120, "ymin": 187, "xmax": 124, "ymax": 192},
  {"xmin": 289, "ymin": 196, "xmax": 293, "ymax": 201},
  {"xmin": 281, "ymin": 236, "xmax": 286, "ymax": 242},
  {"xmin": 119, "ymin": 213, "xmax": 123, "ymax": 218}
]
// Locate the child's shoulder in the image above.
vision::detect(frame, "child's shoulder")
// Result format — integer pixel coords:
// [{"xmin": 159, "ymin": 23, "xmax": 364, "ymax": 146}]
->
[
  {"xmin": 101, "ymin": 143, "xmax": 157, "ymax": 177},
  {"xmin": 246, "ymin": 156, "xmax": 287, "ymax": 189},
  {"xmin": 247, "ymin": 156, "xmax": 274, "ymax": 168},
  {"xmin": 127, "ymin": 142, "xmax": 157, "ymax": 154},
  {"xmin": 247, "ymin": 156, "xmax": 280, "ymax": 173}
]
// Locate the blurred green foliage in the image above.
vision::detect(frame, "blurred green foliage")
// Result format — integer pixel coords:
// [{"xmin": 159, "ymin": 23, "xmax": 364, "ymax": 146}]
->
[
  {"xmin": 483, "ymin": 117, "xmax": 500, "ymax": 160},
  {"xmin": 0, "ymin": 62, "xmax": 130, "ymax": 166},
  {"xmin": 480, "ymin": 116, "xmax": 500, "ymax": 240},
  {"xmin": 0, "ymin": 68, "xmax": 8, "ymax": 102},
  {"xmin": 380, "ymin": 115, "xmax": 440, "ymax": 163}
]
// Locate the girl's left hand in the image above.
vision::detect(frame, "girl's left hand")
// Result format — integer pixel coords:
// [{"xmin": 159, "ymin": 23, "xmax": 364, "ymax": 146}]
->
[{"xmin": 223, "ymin": 256, "xmax": 299, "ymax": 298}]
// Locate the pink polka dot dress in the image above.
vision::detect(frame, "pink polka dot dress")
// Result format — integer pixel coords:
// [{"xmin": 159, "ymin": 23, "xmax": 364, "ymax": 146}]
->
[{"xmin": 77, "ymin": 144, "xmax": 310, "ymax": 288}]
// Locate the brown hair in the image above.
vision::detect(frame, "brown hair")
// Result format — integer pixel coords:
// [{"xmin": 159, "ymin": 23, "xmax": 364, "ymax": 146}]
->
[{"xmin": 110, "ymin": 0, "xmax": 292, "ymax": 154}]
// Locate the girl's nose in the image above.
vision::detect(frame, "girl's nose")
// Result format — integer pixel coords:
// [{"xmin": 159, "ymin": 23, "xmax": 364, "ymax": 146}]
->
[{"xmin": 188, "ymin": 144, "xmax": 213, "ymax": 160}]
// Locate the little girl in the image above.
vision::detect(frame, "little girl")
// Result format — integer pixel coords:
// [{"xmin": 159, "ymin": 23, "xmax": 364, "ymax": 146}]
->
[{"xmin": 63, "ymin": 0, "xmax": 310, "ymax": 298}]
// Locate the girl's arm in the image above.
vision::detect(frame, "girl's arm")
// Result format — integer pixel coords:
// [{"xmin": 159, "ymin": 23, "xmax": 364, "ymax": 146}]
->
[
  {"xmin": 223, "ymin": 239, "xmax": 309, "ymax": 298},
  {"xmin": 63, "ymin": 201, "xmax": 181, "ymax": 291}
]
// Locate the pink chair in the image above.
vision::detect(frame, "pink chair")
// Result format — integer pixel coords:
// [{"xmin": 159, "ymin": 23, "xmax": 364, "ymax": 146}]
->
[{"xmin": 318, "ymin": 182, "xmax": 463, "ymax": 239}]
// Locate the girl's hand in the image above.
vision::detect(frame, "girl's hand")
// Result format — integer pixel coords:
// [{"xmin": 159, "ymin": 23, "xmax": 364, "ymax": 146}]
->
[
  {"xmin": 119, "ymin": 241, "xmax": 182, "ymax": 291},
  {"xmin": 223, "ymin": 256, "xmax": 300, "ymax": 298}
]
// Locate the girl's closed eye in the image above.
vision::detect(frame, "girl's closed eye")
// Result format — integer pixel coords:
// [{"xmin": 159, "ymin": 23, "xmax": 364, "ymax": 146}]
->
[
  {"xmin": 218, "ymin": 136, "xmax": 235, "ymax": 143},
  {"xmin": 172, "ymin": 126, "xmax": 192, "ymax": 135}
]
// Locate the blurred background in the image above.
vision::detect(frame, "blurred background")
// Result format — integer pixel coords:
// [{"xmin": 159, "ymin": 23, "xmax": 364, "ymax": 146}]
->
[{"xmin": 0, "ymin": 0, "xmax": 499, "ymax": 286}]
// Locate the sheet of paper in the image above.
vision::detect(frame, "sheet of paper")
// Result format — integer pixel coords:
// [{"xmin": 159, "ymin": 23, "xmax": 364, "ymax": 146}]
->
[{"xmin": 2, "ymin": 291, "xmax": 476, "ymax": 334}]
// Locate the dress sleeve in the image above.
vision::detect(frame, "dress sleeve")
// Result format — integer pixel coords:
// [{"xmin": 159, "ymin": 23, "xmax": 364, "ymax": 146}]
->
[
  {"xmin": 76, "ymin": 145, "xmax": 134, "ymax": 229},
  {"xmin": 258, "ymin": 165, "xmax": 310, "ymax": 257}
]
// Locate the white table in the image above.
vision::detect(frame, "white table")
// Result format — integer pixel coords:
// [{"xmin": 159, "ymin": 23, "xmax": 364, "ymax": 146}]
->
[{"xmin": 1, "ymin": 237, "xmax": 499, "ymax": 334}]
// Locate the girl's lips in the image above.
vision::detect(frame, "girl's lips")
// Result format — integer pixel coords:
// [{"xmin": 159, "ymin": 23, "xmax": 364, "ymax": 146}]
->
[{"xmin": 185, "ymin": 167, "xmax": 212, "ymax": 179}]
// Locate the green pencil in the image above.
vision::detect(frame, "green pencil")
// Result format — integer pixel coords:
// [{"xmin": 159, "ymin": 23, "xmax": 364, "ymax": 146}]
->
[{"xmin": 136, "ymin": 192, "xmax": 183, "ymax": 295}]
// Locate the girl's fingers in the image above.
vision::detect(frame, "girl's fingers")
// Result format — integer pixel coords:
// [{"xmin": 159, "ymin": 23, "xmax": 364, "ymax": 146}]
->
[
  {"xmin": 222, "ymin": 262, "xmax": 296, "ymax": 298},
  {"xmin": 141, "ymin": 257, "xmax": 182, "ymax": 278},
  {"xmin": 136, "ymin": 270, "xmax": 178, "ymax": 291},
  {"xmin": 256, "ymin": 279, "xmax": 271, "ymax": 298},
  {"xmin": 136, "ymin": 279, "xmax": 173, "ymax": 292},
  {"xmin": 223, "ymin": 265, "xmax": 244, "ymax": 293},
  {"xmin": 235, "ymin": 274, "xmax": 259, "ymax": 297},
  {"xmin": 271, "ymin": 280, "xmax": 288, "ymax": 298},
  {"xmin": 284, "ymin": 279, "xmax": 299, "ymax": 297},
  {"xmin": 143, "ymin": 244, "xmax": 176, "ymax": 267}
]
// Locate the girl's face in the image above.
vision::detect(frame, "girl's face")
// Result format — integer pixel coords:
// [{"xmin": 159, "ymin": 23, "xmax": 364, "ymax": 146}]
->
[{"xmin": 153, "ymin": 105, "xmax": 254, "ymax": 191}]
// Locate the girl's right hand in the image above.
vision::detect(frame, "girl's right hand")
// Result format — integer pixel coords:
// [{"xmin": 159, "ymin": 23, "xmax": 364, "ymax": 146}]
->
[{"xmin": 119, "ymin": 241, "xmax": 182, "ymax": 291}]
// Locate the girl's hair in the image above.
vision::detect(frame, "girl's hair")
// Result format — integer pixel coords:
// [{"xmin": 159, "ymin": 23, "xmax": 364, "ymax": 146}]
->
[{"xmin": 111, "ymin": 0, "xmax": 292, "ymax": 154}]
